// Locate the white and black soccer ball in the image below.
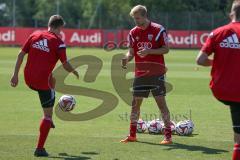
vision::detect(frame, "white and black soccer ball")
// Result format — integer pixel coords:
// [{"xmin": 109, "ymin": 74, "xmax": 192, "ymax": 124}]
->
[
  {"xmin": 160, "ymin": 120, "xmax": 176, "ymax": 134},
  {"xmin": 137, "ymin": 119, "xmax": 148, "ymax": 133},
  {"xmin": 58, "ymin": 95, "xmax": 76, "ymax": 112},
  {"xmin": 175, "ymin": 120, "xmax": 194, "ymax": 136},
  {"xmin": 148, "ymin": 119, "xmax": 163, "ymax": 134}
]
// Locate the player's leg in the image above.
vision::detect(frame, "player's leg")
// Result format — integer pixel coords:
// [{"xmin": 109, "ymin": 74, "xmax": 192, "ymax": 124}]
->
[
  {"xmin": 229, "ymin": 104, "xmax": 240, "ymax": 160},
  {"xmin": 120, "ymin": 77, "xmax": 149, "ymax": 143},
  {"xmin": 152, "ymin": 75, "xmax": 172, "ymax": 144},
  {"xmin": 154, "ymin": 96, "xmax": 170, "ymax": 126},
  {"xmin": 129, "ymin": 97, "xmax": 143, "ymax": 138},
  {"xmin": 120, "ymin": 97, "xmax": 143, "ymax": 143},
  {"xmin": 34, "ymin": 89, "xmax": 55, "ymax": 157},
  {"xmin": 154, "ymin": 96, "xmax": 172, "ymax": 144}
]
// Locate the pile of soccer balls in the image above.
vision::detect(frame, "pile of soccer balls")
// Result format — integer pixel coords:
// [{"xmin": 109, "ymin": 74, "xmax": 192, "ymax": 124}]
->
[
  {"xmin": 137, "ymin": 119, "xmax": 194, "ymax": 136},
  {"xmin": 57, "ymin": 95, "xmax": 194, "ymax": 136}
]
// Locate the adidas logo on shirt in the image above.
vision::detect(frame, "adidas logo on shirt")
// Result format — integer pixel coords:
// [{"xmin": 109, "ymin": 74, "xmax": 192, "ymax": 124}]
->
[
  {"xmin": 220, "ymin": 33, "xmax": 240, "ymax": 49},
  {"xmin": 32, "ymin": 39, "xmax": 50, "ymax": 52}
]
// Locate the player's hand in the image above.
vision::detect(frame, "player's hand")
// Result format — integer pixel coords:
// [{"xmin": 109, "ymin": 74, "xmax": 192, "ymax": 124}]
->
[
  {"xmin": 72, "ymin": 70, "xmax": 79, "ymax": 79},
  {"xmin": 137, "ymin": 49, "xmax": 149, "ymax": 58},
  {"xmin": 10, "ymin": 74, "xmax": 18, "ymax": 87},
  {"xmin": 121, "ymin": 58, "xmax": 128, "ymax": 69}
]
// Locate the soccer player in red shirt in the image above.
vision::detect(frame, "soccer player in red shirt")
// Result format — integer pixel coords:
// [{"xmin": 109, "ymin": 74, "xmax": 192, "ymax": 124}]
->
[
  {"xmin": 10, "ymin": 15, "xmax": 79, "ymax": 157},
  {"xmin": 120, "ymin": 5, "xmax": 172, "ymax": 144},
  {"xmin": 196, "ymin": 1, "xmax": 240, "ymax": 159}
]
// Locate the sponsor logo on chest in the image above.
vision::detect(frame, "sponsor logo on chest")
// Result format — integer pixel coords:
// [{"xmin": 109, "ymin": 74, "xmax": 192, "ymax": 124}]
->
[{"xmin": 136, "ymin": 34, "xmax": 153, "ymax": 50}]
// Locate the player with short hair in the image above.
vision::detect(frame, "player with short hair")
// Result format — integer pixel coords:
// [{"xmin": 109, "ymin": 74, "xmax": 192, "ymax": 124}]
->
[
  {"xmin": 120, "ymin": 5, "xmax": 172, "ymax": 144},
  {"xmin": 10, "ymin": 15, "xmax": 79, "ymax": 157},
  {"xmin": 196, "ymin": 1, "xmax": 240, "ymax": 159}
]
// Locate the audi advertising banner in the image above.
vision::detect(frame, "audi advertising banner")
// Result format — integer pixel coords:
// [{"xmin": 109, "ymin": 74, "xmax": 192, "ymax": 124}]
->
[
  {"xmin": 0, "ymin": 27, "xmax": 209, "ymax": 49},
  {"xmin": 167, "ymin": 30, "xmax": 210, "ymax": 48}
]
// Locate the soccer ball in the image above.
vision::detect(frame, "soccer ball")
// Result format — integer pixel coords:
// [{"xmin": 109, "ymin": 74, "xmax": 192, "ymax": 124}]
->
[
  {"xmin": 160, "ymin": 120, "xmax": 176, "ymax": 134},
  {"xmin": 137, "ymin": 119, "xmax": 147, "ymax": 133},
  {"xmin": 58, "ymin": 95, "xmax": 76, "ymax": 112},
  {"xmin": 175, "ymin": 120, "xmax": 194, "ymax": 136},
  {"xmin": 148, "ymin": 119, "xmax": 163, "ymax": 134}
]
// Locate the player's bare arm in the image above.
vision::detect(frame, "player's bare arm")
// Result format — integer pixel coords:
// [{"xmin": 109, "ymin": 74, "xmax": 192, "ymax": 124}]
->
[
  {"xmin": 137, "ymin": 45, "xmax": 169, "ymax": 57},
  {"xmin": 196, "ymin": 51, "xmax": 213, "ymax": 66},
  {"xmin": 121, "ymin": 47, "xmax": 134, "ymax": 69},
  {"xmin": 62, "ymin": 61, "xmax": 79, "ymax": 79},
  {"xmin": 10, "ymin": 51, "xmax": 26, "ymax": 87}
]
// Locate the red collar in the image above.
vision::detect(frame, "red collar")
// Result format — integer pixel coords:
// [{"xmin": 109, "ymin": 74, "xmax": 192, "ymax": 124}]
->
[{"xmin": 137, "ymin": 21, "xmax": 151, "ymax": 31}]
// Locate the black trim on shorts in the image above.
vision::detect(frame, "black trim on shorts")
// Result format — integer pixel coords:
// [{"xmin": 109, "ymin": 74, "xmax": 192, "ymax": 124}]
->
[
  {"xmin": 132, "ymin": 75, "xmax": 166, "ymax": 98},
  {"xmin": 218, "ymin": 99, "xmax": 240, "ymax": 134},
  {"xmin": 30, "ymin": 86, "xmax": 55, "ymax": 108}
]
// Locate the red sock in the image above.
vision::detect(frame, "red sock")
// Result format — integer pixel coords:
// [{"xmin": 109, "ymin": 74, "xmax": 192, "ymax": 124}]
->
[
  {"xmin": 164, "ymin": 127, "xmax": 172, "ymax": 140},
  {"xmin": 37, "ymin": 118, "xmax": 52, "ymax": 149},
  {"xmin": 233, "ymin": 144, "xmax": 240, "ymax": 160},
  {"xmin": 129, "ymin": 122, "xmax": 137, "ymax": 137}
]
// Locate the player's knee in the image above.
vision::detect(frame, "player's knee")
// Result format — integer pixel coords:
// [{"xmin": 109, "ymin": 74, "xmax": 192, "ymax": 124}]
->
[
  {"xmin": 131, "ymin": 100, "xmax": 141, "ymax": 112},
  {"xmin": 43, "ymin": 107, "xmax": 53, "ymax": 117},
  {"xmin": 132, "ymin": 97, "xmax": 142, "ymax": 106}
]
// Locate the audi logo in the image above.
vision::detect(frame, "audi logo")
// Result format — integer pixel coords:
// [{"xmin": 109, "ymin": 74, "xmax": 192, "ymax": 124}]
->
[{"xmin": 137, "ymin": 42, "xmax": 152, "ymax": 49}]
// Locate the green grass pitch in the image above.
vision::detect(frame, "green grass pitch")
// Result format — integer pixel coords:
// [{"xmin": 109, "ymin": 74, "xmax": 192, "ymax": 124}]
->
[{"xmin": 0, "ymin": 47, "xmax": 233, "ymax": 160}]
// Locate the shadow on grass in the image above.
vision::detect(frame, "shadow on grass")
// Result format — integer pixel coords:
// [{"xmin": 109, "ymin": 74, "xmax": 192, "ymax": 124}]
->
[
  {"xmin": 137, "ymin": 141, "xmax": 228, "ymax": 154},
  {"xmin": 183, "ymin": 133, "xmax": 199, "ymax": 137},
  {"xmin": 145, "ymin": 133, "xmax": 199, "ymax": 137},
  {"xmin": 48, "ymin": 152, "xmax": 99, "ymax": 160}
]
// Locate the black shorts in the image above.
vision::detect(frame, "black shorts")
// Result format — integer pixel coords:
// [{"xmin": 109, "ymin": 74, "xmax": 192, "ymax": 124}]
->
[
  {"xmin": 30, "ymin": 87, "xmax": 55, "ymax": 108},
  {"xmin": 219, "ymin": 99, "xmax": 240, "ymax": 134},
  {"xmin": 132, "ymin": 75, "xmax": 166, "ymax": 98}
]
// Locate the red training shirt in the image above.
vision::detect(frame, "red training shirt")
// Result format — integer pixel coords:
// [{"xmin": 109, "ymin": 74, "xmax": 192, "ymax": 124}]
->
[
  {"xmin": 201, "ymin": 22, "xmax": 240, "ymax": 102},
  {"xmin": 128, "ymin": 22, "xmax": 168, "ymax": 77},
  {"xmin": 21, "ymin": 31, "xmax": 67, "ymax": 90}
]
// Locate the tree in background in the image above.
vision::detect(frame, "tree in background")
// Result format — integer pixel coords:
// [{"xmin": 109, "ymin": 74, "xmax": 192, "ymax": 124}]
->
[{"xmin": 0, "ymin": 0, "xmax": 235, "ymax": 29}]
